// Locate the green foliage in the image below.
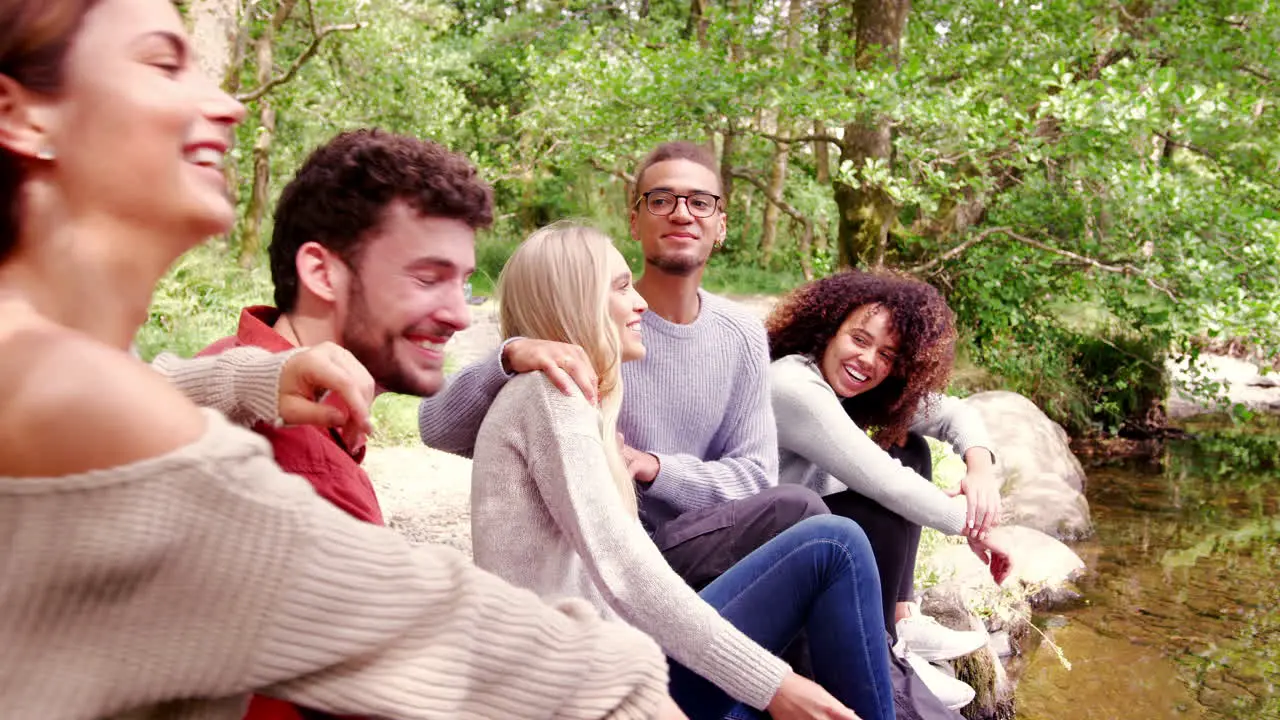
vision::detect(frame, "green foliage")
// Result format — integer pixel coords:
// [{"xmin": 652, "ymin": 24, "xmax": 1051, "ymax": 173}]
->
[
  {"xmin": 146, "ymin": 0, "xmax": 1280, "ymax": 438},
  {"xmin": 138, "ymin": 243, "xmax": 272, "ymax": 361}
]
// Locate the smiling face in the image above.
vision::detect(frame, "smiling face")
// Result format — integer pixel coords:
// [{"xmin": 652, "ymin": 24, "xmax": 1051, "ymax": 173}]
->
[
  {"xmin": 337, "ymin": 201, "xmax": 475, "ymax": 397},
  {"xmin": 629, "ymin": 159, "xmax": 726, "ymax": 276},
  {"xmin": 820, "ymin": 303, "xmax": 901, "ymax": 398},
  {"xmin": 30, "ymin": 0, "xmax": 246, "ymax": 243},
  {"xmin": 605, "ymin": 245, "xmax": 648, "ymax": 362}
]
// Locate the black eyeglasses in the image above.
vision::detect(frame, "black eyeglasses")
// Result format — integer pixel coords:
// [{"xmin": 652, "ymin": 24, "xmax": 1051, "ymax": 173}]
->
[{"xmin": 635, "ymin": 190, "xmax": 722, "ymax": 218}]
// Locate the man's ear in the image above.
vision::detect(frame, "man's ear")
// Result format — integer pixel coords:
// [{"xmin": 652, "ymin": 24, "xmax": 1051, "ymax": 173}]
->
[
  {"xmin": 629, "ymin": 207, "xmax": 640, "ymax": 242},
  {"xmin": 295, "ymin": 242, "xmax": 349, "ymax": 305},
  {"xmin": 0, "ymin": 75, "xmax": 56, "ymax": 160}
]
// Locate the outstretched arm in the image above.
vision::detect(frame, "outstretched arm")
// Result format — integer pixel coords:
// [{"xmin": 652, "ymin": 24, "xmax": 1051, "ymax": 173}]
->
[
  {"xmin": 151, "ymin": 346, "xmax": 290, "ymax": 426},
  {"xmin": 770, "ymin": 358, "xmax": 968, "ymax": 535},
  {"xmin": 912, "ymin": 394, "xmax": 1000, "ymax": 538},
  {"xmin": 419, "ymin": 338, "xmax": 603, "ymax": 457},
  {"xmin": 152, "ymin": 343, "xmax": 375, "ymax": 450}
]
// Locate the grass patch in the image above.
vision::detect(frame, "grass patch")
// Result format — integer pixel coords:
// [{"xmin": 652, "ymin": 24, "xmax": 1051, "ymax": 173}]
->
[
  {"xmin": 371, "ymin": 393, "xmax": 423, "ymax": 447},
  {"xmin": 138, "ymin": 242, "xmax": 273, "ymax": 360}
]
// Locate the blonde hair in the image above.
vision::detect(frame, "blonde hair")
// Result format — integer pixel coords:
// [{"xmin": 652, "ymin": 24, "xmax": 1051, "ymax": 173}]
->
[{"xmin": 496, "ymin": 221, "xmax": 637, "ymax": 515}]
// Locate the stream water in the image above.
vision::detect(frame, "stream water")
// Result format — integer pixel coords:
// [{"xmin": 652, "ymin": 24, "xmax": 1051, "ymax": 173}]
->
[{"xmin": 1015, "ymin": 419, "xmax": 1279, "ymax": 720}]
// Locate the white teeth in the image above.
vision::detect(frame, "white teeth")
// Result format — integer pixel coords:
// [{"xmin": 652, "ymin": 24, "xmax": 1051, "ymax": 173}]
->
[
  {"xmin": 416, "ymin": 340, "xmax": 446, "ymax": 352},
  {"xmin": 185, "ymin": 147, "xmax": 225, "ymax": 168},
  {"xmin": 845, "ymin": 366, "xmax": 868, "ymax": 382}
]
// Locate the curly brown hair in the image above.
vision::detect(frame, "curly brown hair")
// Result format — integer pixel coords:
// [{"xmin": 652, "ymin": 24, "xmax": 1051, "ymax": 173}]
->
[
  {"xmin": 270, "ymin": 128, "xmax": 493, "ymax": 312},
  {"xmin": 766, "ymin": 270, "xmax": 957, "ymax": 448}
]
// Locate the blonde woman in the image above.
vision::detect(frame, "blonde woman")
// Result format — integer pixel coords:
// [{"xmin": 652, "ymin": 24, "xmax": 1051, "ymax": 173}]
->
[{"xmin": 471, "ymin": 222, "xmax": 897, "ymax": 720}]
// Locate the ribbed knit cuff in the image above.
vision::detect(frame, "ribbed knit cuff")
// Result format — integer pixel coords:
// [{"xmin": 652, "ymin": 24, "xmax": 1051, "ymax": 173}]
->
[
  {"xmin": 943, "ymin": 497, "xmax": 969, "ymax": 535},
  {"xmin": 702, "ymin": 626, "xmax": 790, "ymax": 710},
  {"xmin": 226, "ymin": 347, "xmax": 299, "ymax": 425},
  {"xmin": 151, "ymin": 347, "xmax": 293, "ymax": 425},
  {"xmin": 496, "ymin": 336, "xmax": 525, "ymax": 379}
]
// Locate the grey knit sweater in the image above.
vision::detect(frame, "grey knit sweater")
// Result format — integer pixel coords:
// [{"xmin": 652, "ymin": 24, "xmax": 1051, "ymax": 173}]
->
[
  {"xmin": 421, "ymin": 290, "xmax": 778, "ymax": 532},
  {"xmin": 771, "ymin": 354, "xmax": 995, "ymax": 535},
  {"xmin": 471, "ymin": 373, "xmax": 790, "ymax": 711}
]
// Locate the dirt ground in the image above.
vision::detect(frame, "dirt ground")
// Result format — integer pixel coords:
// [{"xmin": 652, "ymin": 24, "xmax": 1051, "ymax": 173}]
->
[{"xmin": 364, "ymin": 294, "xmax": 779, "ymax": 554}]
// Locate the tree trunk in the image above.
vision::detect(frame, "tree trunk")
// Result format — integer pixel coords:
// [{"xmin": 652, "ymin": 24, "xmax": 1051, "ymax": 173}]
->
[
  {"xmin": 687, "ymin": 0, "xmax": 710, "ymax": 42},
  {"xmin": 759, "ymin": 0, "xmax": 804, "ymax": 265},
  {"xmin": 720, "ymin": 124, "xmax": 736, "ymax": 212},
  {"xmin": 239, "ymin": 0, "xmax": 299, "ymax": 266},
  {"xmin": 759, "ymin": 137, "xmax": 788, "ymax": 262},
  {"xmin": 240, "ymin": 37, "xmax": 276, "ymax": 266},
  {"xmin": 187, "ymin": 0, "xmax": 242, "ymax": 86},
  {"xmin": 833, "ymin": 0, "xmax": 910, "ymax": 268}
]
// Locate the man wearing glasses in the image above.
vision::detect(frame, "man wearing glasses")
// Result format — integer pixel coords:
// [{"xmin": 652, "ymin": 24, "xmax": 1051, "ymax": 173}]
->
[
  {"xmin": 418, "ymin": 140, "xmax": 828, "ymax": 591},
  {"xmin": 616, "ymin": 141, "xmax": 829, "ymax": 591}
]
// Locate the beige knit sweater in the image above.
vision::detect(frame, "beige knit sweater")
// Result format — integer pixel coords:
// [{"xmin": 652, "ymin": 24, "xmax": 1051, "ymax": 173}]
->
[
  {"xmin": 471, "ymin": 374, "xmax": 790, "ymax": 712},
  {"xmin": 0, "ymin": 353, "xmax": 669, "ymax": 720}
]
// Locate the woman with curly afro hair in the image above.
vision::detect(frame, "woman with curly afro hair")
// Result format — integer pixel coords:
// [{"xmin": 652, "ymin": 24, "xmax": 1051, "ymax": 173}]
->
[{"xmin": 766, "ymin": 270, "xmax": 1013, "ymax": 711}]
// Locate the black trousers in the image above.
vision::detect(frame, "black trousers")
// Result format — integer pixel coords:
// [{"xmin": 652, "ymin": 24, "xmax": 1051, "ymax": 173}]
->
[
  {"xmin": 652, "ymin": 484, "xmax": 831, "ymax": 590},
  {"xmin": 822, "ymin": 431, "xmax": 932, "ymax": 640}
]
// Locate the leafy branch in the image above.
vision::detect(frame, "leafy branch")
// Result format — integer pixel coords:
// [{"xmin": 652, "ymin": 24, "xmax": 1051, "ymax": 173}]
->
[
  {"xmin": 236, "ymin": 0, "xmax": 364, "ymax": 103},
  {"xmin": 910, "ymin": 226, "xmax": 1176, "ymax": 299}
]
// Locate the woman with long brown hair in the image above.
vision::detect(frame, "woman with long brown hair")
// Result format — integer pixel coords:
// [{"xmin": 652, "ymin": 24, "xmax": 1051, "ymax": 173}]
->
[{"xmin": 0, "ymin": 1, "xmax": 677, "ymax": 717}]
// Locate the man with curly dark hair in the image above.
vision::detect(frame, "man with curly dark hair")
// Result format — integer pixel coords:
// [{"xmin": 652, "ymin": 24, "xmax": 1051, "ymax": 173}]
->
[
  {"xmin": 198, "ymin": 129, "xmax": 610, "ymax": 720},
  {"xmin": 766, "ymin": 269, "xmax": 1014, "ymax": 711}
]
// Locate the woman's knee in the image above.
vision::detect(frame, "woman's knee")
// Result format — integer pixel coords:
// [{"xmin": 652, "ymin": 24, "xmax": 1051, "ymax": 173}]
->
[{"xmin": 791, "ymin": 514, "xmax": 874, "ymax": 558}]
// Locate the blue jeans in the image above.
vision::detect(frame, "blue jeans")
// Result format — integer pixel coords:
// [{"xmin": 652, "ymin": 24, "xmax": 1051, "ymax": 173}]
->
[{"xmin": 668, "ymin": 515, "xmax": 896, "ymax": 720}]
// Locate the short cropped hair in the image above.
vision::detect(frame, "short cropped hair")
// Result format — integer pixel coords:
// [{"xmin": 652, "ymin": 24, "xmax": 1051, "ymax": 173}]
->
[{"xmin": 631, "ymin": 141, "xmax": 723, "ymax": 204}]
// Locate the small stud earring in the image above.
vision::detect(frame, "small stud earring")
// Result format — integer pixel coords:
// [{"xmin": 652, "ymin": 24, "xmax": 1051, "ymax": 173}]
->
[{"xmin": 35, "ymin": 146, "xmax": 56, "ymax": 161}]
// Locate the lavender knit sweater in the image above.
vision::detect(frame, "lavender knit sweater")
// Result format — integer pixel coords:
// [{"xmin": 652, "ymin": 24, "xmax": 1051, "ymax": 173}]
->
[{"xmin": 419, "ymin": 289, "xmax": 778, "ymax": 532}]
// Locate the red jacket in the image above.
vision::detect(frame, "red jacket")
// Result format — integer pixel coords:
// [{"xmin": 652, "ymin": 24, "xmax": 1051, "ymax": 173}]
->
[{"xmin": 199, "ymin": 306, "xmax": 383, "ymax": 720}]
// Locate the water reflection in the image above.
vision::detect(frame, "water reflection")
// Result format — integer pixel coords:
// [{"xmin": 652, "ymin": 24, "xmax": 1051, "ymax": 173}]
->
[{"xmin": 1015, "ymin": 418, "xmax": 1279, "ymax": 719}]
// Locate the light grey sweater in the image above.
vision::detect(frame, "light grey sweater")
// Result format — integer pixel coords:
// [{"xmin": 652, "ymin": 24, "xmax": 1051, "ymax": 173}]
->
[
  {"xmin": 471, "ymin": 372, "xmax": 791, "ymax": 711},
  {"xmin": 421, "ymin": 290, "xmax": 778, "ymax": 532},
  {"xmin": 771, "ymin": 354, "xmax": 994, "ymax": 535}
]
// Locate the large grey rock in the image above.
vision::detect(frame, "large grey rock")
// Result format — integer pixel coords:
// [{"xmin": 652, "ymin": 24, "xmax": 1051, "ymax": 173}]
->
[{"xmin": 962, "ymin": 391, "xmax": 1092, "ymax": 540}]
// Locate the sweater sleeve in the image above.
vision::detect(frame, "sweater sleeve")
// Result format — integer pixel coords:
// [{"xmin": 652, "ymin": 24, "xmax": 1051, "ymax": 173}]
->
[
  {"xmin": 417, "ymin": 348, "xmax": 513, "ymax": 457},
  {"xmin": 770, "ymin": 358, "xmax": 967, "ymax": 535},
  {"xmin": 523, "ymin": 378, "xmax": 789, "ymax": 711},
  {"xmin": 151, "ymin": 346, "xmax": 292, "ymax": 426},
  {"xmin": 642, "ymin": 322, "xmax": 778, "ymax": 513},
  {"xmin": 910, "ymin": 394, "xmax": 996, "ymax": 463},
  {"xmin": 214, "ymin": 418, "xmax": 671, "ymax": 719}
]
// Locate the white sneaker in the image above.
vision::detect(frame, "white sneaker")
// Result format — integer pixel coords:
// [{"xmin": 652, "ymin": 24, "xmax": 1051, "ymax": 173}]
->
[
  {"xmin": 896, "ymin": 606, "xmax": 988, "ymax": 662},
  {"xmin": 902, "ymin": 649, "xmax": 977, "ymax": 710}
]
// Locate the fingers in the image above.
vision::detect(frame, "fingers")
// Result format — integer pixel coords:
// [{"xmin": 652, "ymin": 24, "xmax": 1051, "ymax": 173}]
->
[
  {"xmin": 545, "ymin": 365, "xmax": 578, "ymax": 398},
  {"xmin": 506, "ymin": 339, "xmax": 599, "ymax": 405},
  {"xmin": 557, "ymin": 347, "xmax": 598, "ymax": 405},
  {"xmin": 278, "ymin": 394, "xmax": 347, "ymax": 429},
  {"xmin": 304, "ymin": 345, "xmax": 375, "ymax": 427},
  {"xmin": 279, "ymin": 343, "xmax": 376, "ymax": 450}
]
